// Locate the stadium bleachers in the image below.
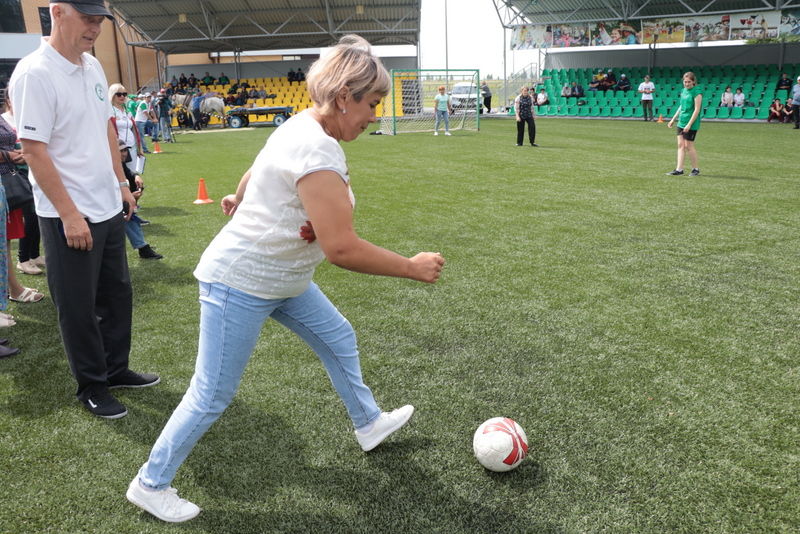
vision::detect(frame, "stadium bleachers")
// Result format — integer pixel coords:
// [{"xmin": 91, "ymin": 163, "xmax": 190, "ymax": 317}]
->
[
  {"xmin": 171, "ymin": 76, "xmax": 318, "ymax": 127},
  {"xmin": 536, "ymin": 63, "xmax": 800, "ymax": 120}
]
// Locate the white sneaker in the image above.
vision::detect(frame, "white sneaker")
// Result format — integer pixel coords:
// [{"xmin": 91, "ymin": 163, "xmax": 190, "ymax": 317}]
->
[
  {"xmin": 433, "ymin": 132, "xmax": 438, "ymax": 136},
  {"xmin": 444, "ymin": 132, "xmax": 452, "ymax": 136},
  {"xmin": 355, "ymin": 405, "xmax": 415, "ymax": 452},
  {"xmin": 126, "ymin": 478, "xmax": 201, "ymax": 523},
  {"xmin": 17, "ymin": 260, "xmax": 43, "ymax": 275}
]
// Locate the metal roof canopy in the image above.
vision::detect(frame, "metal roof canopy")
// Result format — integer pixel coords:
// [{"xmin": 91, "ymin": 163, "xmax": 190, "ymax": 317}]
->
[
  {"xmin": 492, "ymin": 0, "xmax": 800, "ymax": 26},
  {"xmin": 109, "ymin": 0, "xmax": 421, "ymax": 54}
]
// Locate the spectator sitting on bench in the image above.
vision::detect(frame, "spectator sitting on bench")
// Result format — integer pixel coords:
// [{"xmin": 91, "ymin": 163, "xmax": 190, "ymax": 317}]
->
[
  {"xmin": 536, "ymin": 88, "xmax": 549, "ymax": 107},
  {"xmin": 776, "ymin": 73, "xmax": 792, "ymax": 91},
  {"xmin": 570, "ymin": 81, "xmax": 584, "ymax": 98},
  {"xmin": 615, "ymin": 74, "xmax": 631, "ymax": 92},
  {"xmin": 733, "ymin": 88, "xmax": 745, "ymax": 107}
]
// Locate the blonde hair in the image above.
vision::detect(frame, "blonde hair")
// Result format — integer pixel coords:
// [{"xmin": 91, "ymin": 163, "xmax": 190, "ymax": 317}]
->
[
  {"xmin": 108, "ymin": 83, "xmax": 127, "ymax": 106},
  {"xmin": 683, "ymin": 71, "xmax": 697, "ymax": 85},
  {"xmin": 306, "ymin": 35, "xmax": 390, "ymax": 114}
]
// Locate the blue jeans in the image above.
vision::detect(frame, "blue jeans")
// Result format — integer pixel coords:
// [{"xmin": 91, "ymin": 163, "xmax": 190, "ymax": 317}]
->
[
  {"xmin": 135, "ymin": 121, "xmax": 150, "ymax": 152},
  {"xmin": 124, "ymin": 216, "xmax": 146, "ymax": 250},
  {"xmin": 158, "ymin": 116, "xmax": 172, "ymax": 141},
  {"xmin": 137, "ymin": 281, "xmax": 381, "ymax": 489},
  {"xmin": 434, "ymin": 109, "xmax": 449, "ymax": 132}
]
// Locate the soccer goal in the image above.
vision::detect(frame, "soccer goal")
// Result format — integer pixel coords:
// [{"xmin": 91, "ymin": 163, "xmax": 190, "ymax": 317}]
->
[{"xmin": 378, "ymin": 69, "xmax": 481, "ymax": 135}]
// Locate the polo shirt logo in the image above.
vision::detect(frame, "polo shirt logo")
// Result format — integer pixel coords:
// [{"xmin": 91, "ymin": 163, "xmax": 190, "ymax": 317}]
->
[{"xmin": 95, "ymin": 83, "xmax": 105, "ymax": 101}]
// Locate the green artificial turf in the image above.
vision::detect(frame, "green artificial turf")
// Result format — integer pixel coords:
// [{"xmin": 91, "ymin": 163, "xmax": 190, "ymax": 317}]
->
[{"xmin": 1, "ymin": 117, "xmax": 798, "ymax": 533}]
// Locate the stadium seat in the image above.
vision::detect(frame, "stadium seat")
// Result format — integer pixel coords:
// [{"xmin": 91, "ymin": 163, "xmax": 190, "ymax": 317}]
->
[
  {"xmin": 589, "ymin": 106, "xmax": 601, "ymax": 117},
  {"xmin": 730, "ymin": 107, "xmax": 743, "ymax": 119},
  {"xmin": 566, "ymin": 106, "xmax": 579, "ymax": 116},
  {"xmin": 704, "ymin": 108, "xmax": 718, "ymax": 119},
  {"xmin": 610, "ymin": 107, "xmax": 622, "ymax": 117},
  {"xmin": 717, "ymin": 107, "xmax": 731, "ymax": 119},
  {"xmin": 757, "ymin": 107, "xmax": 770, "ymax": 120},
  {"xmin": 743, "ymin": 108, "xmax": 756, "ymax": 119},
  {"xmin": 621, "ymin": 107, "xmax": 633, "ymax": 117},
  {"xmin": 577, "ymin": 106, "xmax": 589, "ymax": 116}
]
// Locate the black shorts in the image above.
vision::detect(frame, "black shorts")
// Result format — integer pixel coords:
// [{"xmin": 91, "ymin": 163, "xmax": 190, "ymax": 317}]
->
[{"xmin": 676, "ymin": 127, "xmax": 698, "ymax": 141}]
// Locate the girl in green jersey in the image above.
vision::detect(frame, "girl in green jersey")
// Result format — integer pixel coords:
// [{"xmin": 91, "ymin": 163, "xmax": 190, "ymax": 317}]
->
[{"xmin": 666, "ymin": 71, "xmax": 702, "ymax": 176}]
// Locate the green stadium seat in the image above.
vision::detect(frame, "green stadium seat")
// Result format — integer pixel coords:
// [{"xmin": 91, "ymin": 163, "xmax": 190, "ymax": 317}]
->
[
  {"xmin": 704, "ymin": 107, "xmax": 718, "ymax": 119},
  {"xmin": 589, "ymin": 106, "xmax": 601, "ymax": 116},
  {"xmin": 730, "ymin": 107, "xmax": 743, "ymax": 119},
  {"xmin": 547, "ymin": 105, "xmax": 558, "ymax": 115},
  {"xmin": 610, "ymin": 107, "xmax": 622, "ymax": 117},
  {"xmin": 717, "ymin": 107, "xmax": 731, "ymax": 119},
  {"xmin": 557, "ymin": 106, "xmax": 568, "ymax": 116},
  {"xmin": 537, "ymin": 106, "xmax": 550, "ymax": 116},
  {"xmin": 757, "ymin": 107, "xmax": 770, "ymax": 119},
  {"xmin": 633, "ymin": 107, "xmax": 644, "ymax": 117},
  {"xmin": 577, "ymin": 106, "xmax": 589, "ymax": 116},
  {"xmin": 566, "ymin": 106, "xmax": 579, "ymax": 116},
  {"xmin": 599, "ymin": 107, "xmax": 611, "ymax": 116},
  {"xmin": 621, "ymin": 107, "xmax": 633, "ymax": 117},
  {"xmin": 743, "ymin": 107, "xmax": 756, "ymax": 119}
]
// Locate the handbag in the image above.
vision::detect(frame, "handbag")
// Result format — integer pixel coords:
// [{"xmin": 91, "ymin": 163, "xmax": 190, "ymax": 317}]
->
[{"xmin": 1, "ymin": 166, "xmax": 34, "ymax": 211}]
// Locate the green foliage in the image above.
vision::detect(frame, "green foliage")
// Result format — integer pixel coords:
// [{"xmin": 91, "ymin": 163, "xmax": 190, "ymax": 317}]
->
[{"xmin": 2, "ymin": 118, "xmax": 798, "ymax": 533}]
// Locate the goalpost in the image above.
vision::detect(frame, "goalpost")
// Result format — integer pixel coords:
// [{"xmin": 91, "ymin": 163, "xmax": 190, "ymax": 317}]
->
[{"xmin": 379, "ymin": 69, "xmax": 481, "ymax": 135}]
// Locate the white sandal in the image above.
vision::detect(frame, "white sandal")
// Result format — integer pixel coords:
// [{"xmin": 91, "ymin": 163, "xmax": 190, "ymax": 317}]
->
[
  {"xmin": 9, "ymin": 287, "xmax": 45, "ymax": 303},
  {"xmin": 0, "ymin": 313, "xmax": 16, "ymax": 328}
]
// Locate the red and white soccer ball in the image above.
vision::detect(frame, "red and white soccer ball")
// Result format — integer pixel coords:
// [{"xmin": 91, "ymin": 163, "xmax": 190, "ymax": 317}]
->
[{"xmin": 472, "ymin": 417, "xmax": 528, "ymax": 472}]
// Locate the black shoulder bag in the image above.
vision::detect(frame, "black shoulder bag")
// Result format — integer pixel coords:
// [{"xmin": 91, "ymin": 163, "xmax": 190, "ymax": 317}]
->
[{"xmin": 1, "ymin": 150, "xmax": 34, "ymax": 211}]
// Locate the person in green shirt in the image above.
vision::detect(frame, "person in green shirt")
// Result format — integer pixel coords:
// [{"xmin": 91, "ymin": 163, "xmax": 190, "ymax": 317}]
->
[{"xmin": 666, "ymin": 71, "xmax": 703, "ymax": 176}]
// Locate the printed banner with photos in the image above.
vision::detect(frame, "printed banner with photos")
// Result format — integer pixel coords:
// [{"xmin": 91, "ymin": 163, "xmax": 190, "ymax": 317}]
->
[{"xmin": 512, "ymin": 10, "xmax": 791, "ymax": 49}]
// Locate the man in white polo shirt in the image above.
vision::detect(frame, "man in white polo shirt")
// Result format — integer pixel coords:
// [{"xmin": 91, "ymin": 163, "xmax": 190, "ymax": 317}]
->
[{"xmin": 9, "ymin": 0, "xmax": 159, "ymax": 419}]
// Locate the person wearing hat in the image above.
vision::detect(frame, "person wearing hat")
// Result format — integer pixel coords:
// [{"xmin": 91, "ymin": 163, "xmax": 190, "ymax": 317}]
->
[
  {"xmin": 616, "ymin": 74, "xmax": 631, "ymax": 92},
  {"xmin": 622, "ymin": 25, "xmax": 638, "ymax": 44},
  {"xmin": 9, "ymin": 0, "xmax": 159, "ymax": 419},
  {"xmin": 791, "ymin": 76, "xmax": 800, "ymax": 129},
  {"xmin": 154, "ymin": 88, "xmax": 173, "ymax": 142},
  {"xmin": 133, "ymin": 93, "xmax": 152, "ymax": 153}
]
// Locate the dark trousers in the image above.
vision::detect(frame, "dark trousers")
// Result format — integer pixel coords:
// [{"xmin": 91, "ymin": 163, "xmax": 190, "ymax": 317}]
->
[
  {"xmin": 39, "ymin": 214, "xmax": 133, "ymax": 401},
  {"xmin": 516, "ymin": 116, "xmax": 535, "ymax": 145},
  {"xmin": 483, "ymin": 96, "xmax": 492, "ymax": 113},
  {"xmin": 794, "ymin": 106, "xmax": 800, "ymax": 127},
  {"xmin": 642, "ymin": 100, "xmax": 653, "ymax": 121},
  {"xmin": 18, "ymin": 202, "xmax": 41, "ymax": 262},
  {"xmin": 192, "ymin": 109, "xmax": 203, "ymax": 130}
]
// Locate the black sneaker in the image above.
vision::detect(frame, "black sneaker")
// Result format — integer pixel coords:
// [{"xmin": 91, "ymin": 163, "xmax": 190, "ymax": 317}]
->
[
  {"xmin": 665, "ymin": 169, "xmax": 684, "ymax": 176},
  {"xmin": 138, "ymin": 245, "xmax": 163, "ymax": 260},
  {"xmin": 531, "ymin": 143, "xmax": 539, "ymax": 147},
  {"xmin": 0, "ymin": 344, "xmax": 20, "ymax": 359},
  {"xmin": 83, "ymin": 390, "xmax": 127, "ymax": 419},
  {"xmin": 108, "ymin": 370, "xmax": 161, "ymax": 389},
  {"xmin": 689, "ymin": 168, "xmax": 700, "ymax": 176}
]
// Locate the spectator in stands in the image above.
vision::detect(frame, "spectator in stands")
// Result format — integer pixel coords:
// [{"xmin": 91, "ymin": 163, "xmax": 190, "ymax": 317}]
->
[
  {"xmin": 218, "ymin": 73, "xmax": 230, "ymax": 85},
  {"xmin": 560, "ymin": 83, "xmax": 571, "ymax": 97},
  {"xmin": 248, "ymin": 87, "xmax": 258, "ymax": 99},
  {"xmin": 598, "ymin": 74, "xmax": 614, "ymax": 92},
  {"xmin": 588, "ymin": 77, "xmax": 600, "ymax": 91},
  {"xmin": 296, "ymin": 68, "xmax": 305, "ymax": 82},
  {"xmin": 201, "ymin": 72, "xmax": 215, "ymax": 86},
  {"xmin": 767, "ymin": 98, "xmax": 783, "ymax": 122},
  {"xmin": 126, "ymin": 34, "xmax": 443, "ymax": 523},
  {"xmin": 776, "ymin": 73, "xmax": 792, "ymax": 91},
  {"xmin": 733, "ymin": 88, "xmax": 745, "ymax": 107},
  {"xmin": 179, "ymin": 73, "xmax": 188, "ymax": 86},
  {"xmin": 570, "ymin": 81, "xmax": 584, "ymax": 98},
  {"xmin": 233, "ymin": 90, "xmax": 248, "ymax": 107},
  {"xmin": 187, "ymin": 74, "xmax": 197, "ymax": 88},
  {"xmin": 433, "ymin": 85, "xmax": 452, "ymax": 136},
  {"xmin": 288, "ymin": 68, "xmax": 296, "ymax": 83},
  {"xmin": 606, "ymin": 69, "xmax": 617, "ymax": 85},
  {"xmin": 616, "ymin": 74, "xmax": 631, "ymax": 92},
  {"xmin": 536, "ymin": 88, "xmax": 549, "ymax": 108},
  {"xmin": 170, "ymin": 75, "xmax": 178, "ymax": 86},
  {"xmin": 720, "ymin": 86, "xmax": 734, "ymax": 107},
  {"xmin": 594, "ymin": 69, "xmax": 604, "ymax": 81},
  {"xmin": 783, "ymin": 98, "xmax": 794, "ymax": 123},
  {"xmin": 638, "ymin": 74, "xmax": 655, "ymax": 121},
  {"xmin": 257, "ymin": 87, "xmax": 267, "ymax": 99},
  {"xmin": 514, "ymin": 86, "xmax": 537, "ymax": 147},
  {"xmin": 792, "ymin": 76, "xmax": 800, "ymax": 129},
  {"xmin": 666, "ymin": 71, "xmax": 703, "ymax": 177}
]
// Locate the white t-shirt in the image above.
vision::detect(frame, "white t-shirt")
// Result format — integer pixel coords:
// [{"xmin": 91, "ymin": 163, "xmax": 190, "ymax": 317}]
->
[
  {"xmin": 9, "ymin": 39, "xmax": 120, "ymax": 223},
  {"xmin": 113, "ymin": 106, "xmax": 137, "ymax": 149},
  {"xmin": 733, "ymin": 92, "xmax": 745, "ymax": 107},
  {"xmin": 194, "ymin": 110, "xmax": 354, "ymax": 299},
  {"xmin": 638, "ymin": 81, "xmax": 655, "ymax": 100},
  {"xmin": 134, "ymin": 100, "xmax": 150, "ymax": 122}
]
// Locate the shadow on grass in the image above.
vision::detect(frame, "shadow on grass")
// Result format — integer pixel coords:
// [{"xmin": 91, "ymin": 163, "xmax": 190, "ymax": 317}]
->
[{"xmin": 113, "ymin": 390, "xmax": 557, "ymax": 533}]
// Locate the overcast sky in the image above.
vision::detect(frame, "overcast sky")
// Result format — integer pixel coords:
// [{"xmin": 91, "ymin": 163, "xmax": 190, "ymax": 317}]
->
[{"xmin": 419, "ymin": 0, "xmax": 508, "ymax": 78}]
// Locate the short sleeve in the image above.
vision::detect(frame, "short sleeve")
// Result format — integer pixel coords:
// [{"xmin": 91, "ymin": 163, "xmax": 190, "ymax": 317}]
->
[{"xmin": 10, "ymin": 71, "xmax": 56, "ymax": 144}]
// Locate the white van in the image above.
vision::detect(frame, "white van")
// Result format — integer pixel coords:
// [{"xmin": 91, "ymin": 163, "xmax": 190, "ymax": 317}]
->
[{"xmin": 449, "ymin": 82, "xmax": 480, "ymax": 110}]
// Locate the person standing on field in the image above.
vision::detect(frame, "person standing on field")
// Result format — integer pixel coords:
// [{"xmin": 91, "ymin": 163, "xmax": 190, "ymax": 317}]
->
[
  {"xmin": 514, "ymin": 86, "xmax": 537, "ymax": 147},
  {"xmin": 433, "ymin": 85, "xmax": 452, "ymax": 136},
  {"xmin": 126, "ymin": 34, "xmax": 445, "ymax": 523},
  {"xmin": 791, "ymin": 76, "xmax": 800, "ymax": 129},
  {"xmin": 9, "ymin": 0, "xmax": 159, "ymax": 419},
  {"xmin": 666, "ymin": 71, "xmax": 703, "ymax": 176},
  {"xmin": 481, "ymin": 81, "xmax": 492, "ymax": 114},
  {"xmin": 638, "ymin": 75, "xmax": 655, "ymax": 121}
]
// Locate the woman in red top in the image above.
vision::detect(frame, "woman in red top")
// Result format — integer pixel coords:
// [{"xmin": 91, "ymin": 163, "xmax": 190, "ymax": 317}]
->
[{"xmin": 767, "ymin": 99, "xmax": 783, "ymax": 123}]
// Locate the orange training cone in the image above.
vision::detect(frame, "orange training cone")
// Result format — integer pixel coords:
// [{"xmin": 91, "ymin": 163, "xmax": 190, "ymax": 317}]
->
[
  {"xmin": 193, "ymin": 178, "xmax": 213, "ymax": 204},
  {"xmin": 152, "ymin": 141, "xmax": 162, "ymax": 153},
  {"xmin": 657, "ymin": 114, "xmax": 664, "ymax": 123}
]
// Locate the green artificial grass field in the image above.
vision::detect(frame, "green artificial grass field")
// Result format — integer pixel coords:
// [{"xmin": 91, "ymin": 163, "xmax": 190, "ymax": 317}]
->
[{"xmin": 1, "ymin": 117, "xmax": 798, "ymax": 533}]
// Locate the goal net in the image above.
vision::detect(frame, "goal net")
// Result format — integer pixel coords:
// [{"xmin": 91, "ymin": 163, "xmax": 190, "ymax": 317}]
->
[{"xmin": 378, "ymin": 69, "xmax": 481, "ymax": 135}]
